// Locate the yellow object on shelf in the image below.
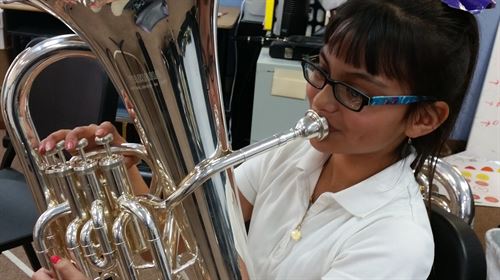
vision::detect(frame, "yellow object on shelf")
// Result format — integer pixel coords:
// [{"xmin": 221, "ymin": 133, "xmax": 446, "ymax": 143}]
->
[{"xmin": 264, "ymin": 0, "xmax": 274, "ymax": 30}]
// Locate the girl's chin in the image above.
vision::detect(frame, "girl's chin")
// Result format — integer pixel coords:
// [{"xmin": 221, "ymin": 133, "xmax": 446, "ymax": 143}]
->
[
  {"xmin": 308, "ymin": 133, "xmax": 348, "ymax": 154},
  {"xmin": 309, "ymin": 138, "xmax": 333, "ymax": 153}
]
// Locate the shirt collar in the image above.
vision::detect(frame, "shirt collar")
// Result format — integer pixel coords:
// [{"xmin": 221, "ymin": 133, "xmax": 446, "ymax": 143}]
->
[
  {"xmin": 331, "ymin": 154, "xmax": 417, "ymax": 218},
  {"xmin": 294, "ymin": 142, "xmax": 417, "ymax": 218}
]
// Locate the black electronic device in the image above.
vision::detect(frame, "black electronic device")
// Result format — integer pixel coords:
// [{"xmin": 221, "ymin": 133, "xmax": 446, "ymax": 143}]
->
[
  {"xmin": 273, "ymin": 0, "xmax": 309, "ymax": 37},
  {"xmin": 269, "ymin": 35, "xmax": 323, "ymax": 60}
]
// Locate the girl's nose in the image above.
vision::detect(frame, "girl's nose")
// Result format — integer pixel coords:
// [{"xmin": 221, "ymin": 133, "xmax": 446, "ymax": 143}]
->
[{"xmin": 311, "ymin": 85, "xmax": 339, "ymax": 113}]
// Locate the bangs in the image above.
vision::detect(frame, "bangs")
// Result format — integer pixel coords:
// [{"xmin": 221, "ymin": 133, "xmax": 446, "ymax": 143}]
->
[{"xmin": 326, "ymin": 5, "xmax": 418, "ymax": 90}]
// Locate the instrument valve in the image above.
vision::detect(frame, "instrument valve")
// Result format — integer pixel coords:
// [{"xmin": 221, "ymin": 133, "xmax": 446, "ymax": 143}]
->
[
  {"xmin": 45, "ymin": 140, "xmax": 72, "ymax": 176},
  {"xmin": 44, "ymin": 140, "xmax": 66, "ymax": 165},
  {"xmin": 76, "ymin": 138, "xmax": 89, "ymax": 161},
  {"xmin": 95, "ymin": 133, "xmax": 114, "ymax": 156},
  {"xmin": 96, "ymin": 133, "xmax": 123, "ymax": 169},
  {"xmin": 73, "ymin": 138, "xmax": 99, "ymax": 173},
  {"xmin": 55, "ymin": 140, "xmax": 67, "ymax": 163}
]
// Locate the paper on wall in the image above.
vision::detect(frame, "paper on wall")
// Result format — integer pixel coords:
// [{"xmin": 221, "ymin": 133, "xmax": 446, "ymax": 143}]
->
[{"xmin": 271, "ymin": 68, "xmax": 307, "ymax": 100}]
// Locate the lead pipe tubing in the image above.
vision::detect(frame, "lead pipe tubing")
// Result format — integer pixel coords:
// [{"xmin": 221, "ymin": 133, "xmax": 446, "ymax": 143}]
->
[{"xmin": 166, "ymin": 110, "xmax": 328, "ymax": 208}]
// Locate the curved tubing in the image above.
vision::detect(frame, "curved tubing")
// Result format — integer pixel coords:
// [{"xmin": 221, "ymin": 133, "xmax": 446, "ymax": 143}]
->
[
  {"xmin": 33, "ymin": 202, "xmax": 71, "ymax": 269},
  {"xmin": 80, "ymin": 200, "xmax": 115, "ymax": 270},
  {"xmin": 418, "ymin": 157, "xmax": 474, "ymax": 224},
  {"xmin": 113, "ymin": 212, "xmax": 138, "ymax": 280},
  {"xmin": 1, "ymin": 35, "xmax": 94, "ymax": 213},
  {"xmin": 118, "ymin": 197, "xmax": 172, "ymax": 280},
  {"xmin": 66, "ymin": 217, "xmax": 95, "ymax": 277}
]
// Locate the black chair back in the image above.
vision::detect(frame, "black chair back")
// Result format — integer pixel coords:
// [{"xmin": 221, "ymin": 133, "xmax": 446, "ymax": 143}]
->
[
  {"xmin": 29, "ymin": 56, "xmax": 117, "ymax": 139},
  {"xmin": 428, "ymin": 206, "xmax": 486, "ymax": 280}
]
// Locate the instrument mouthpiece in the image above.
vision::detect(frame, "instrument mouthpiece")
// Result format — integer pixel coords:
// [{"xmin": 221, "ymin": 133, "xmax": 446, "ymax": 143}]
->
[{"xmin": 294, "ymin": 110, "xmax": 329, "ymax": 141}]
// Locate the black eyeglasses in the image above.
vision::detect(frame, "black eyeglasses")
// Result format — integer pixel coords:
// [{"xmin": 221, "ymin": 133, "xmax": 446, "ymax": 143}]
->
[{"xmin": 301, "ymin": 59, "xmax": 436, "ymax": 112}]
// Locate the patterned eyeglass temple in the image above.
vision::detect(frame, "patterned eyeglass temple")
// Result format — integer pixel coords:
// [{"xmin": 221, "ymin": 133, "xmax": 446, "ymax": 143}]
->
[{"xmin": 369, "ymin": 96, "xmax": 437, "ymax": 106}]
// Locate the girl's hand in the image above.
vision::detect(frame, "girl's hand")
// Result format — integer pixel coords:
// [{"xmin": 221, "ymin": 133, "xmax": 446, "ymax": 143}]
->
[
  {"xmin": 32, "ymin": 256, "xmax": 88, "ymax": 280},
  {"xmin": 38, "ymin": 121, "xmax": 124, "ymax": 155},
  {"xmin": 37, "ymin": 121, "xmax": 147, "ymax": 193},
  {"xmin": 31, "ymin": 268, "xmax": 54, "ymax": 280}
]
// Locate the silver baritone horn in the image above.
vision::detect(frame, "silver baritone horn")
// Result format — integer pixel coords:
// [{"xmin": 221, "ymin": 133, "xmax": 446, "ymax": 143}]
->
[{"xmin": 0, "ymin": 0, "xmax": 329, "ymax": 278}]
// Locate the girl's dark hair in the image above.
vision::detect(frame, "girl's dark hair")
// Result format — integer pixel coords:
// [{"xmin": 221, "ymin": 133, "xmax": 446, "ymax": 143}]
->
[{"xmin": 324, "ymin": 0, "xmax": 479, "ymax": 177}]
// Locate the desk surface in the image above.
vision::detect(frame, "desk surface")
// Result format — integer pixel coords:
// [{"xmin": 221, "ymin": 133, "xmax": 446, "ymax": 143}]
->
[
  {"xmin": 217, "ymin": 6, "xmax": 240, "ymax": 29},
  {"xmin": 0, "ymin": 4, "xmax": 240, "ymax": 29}
]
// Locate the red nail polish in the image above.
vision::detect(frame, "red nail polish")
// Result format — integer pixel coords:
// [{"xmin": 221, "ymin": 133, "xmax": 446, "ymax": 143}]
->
[{"xmin": 50, "ymin": 255, "xmax": 61, "ymax": 264}]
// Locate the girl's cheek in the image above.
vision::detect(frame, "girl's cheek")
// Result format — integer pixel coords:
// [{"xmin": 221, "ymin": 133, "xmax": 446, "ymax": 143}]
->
[{"xmin": 306, "ymin": 84, "xmax": 319, "ymax": 105}]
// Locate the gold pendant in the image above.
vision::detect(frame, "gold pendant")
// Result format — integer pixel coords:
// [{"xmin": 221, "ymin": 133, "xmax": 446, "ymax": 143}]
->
[{"xmin": 291, "ymin": 229, "xmax": 302, "ymax": 241}]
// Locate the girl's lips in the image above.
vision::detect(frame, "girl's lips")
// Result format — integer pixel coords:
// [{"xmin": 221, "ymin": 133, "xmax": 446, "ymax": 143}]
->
[
  {"xmin": 328, "ymin": 126, "xmax": 339, "ymax": 133},
  {"xmin": 313, "ymin": 110, "xmax": 339, "ymax": 133}
]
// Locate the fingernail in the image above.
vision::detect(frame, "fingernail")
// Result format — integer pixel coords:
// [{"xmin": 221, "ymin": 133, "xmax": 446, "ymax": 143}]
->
[
  {"xmin": 65, "ymin": 141, "xmax": 74, "ymax": 150},
  {"xmin": 50, "ymin": 255, "xmax": 61, "ymax": 264},
  {"xmin": 45, "ymin": 142, "xmax": 54, "ymax": 152}
]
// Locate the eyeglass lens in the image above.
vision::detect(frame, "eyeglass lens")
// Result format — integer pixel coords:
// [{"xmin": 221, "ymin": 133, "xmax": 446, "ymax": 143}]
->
[
  {"xmin": 303, "ymin": 61, "xmax": 364, "ymax": 111},
  {"xmin": 303, "ymin": 62, "xmax": 326, "ymax": 89}
]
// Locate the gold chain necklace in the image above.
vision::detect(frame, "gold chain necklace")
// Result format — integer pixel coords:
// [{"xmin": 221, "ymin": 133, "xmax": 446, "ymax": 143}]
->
[
  {"xmin": 290, "ymin": 197, "xmax": 314, "ymax": 241},
  {"xmin": 290, "ymin": 155, "xmax": 331, "ymax": 241}
]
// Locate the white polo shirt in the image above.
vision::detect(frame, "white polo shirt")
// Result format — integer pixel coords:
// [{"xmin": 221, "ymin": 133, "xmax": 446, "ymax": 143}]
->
[{"xmin": 235, "ymin": 140, "xmax": 434, "ymax": 279}]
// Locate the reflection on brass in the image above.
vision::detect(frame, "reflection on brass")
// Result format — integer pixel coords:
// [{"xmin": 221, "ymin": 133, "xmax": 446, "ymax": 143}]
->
[{"xmin": 418, "ymin": 157, "xmax": 475, "ymax": 225}]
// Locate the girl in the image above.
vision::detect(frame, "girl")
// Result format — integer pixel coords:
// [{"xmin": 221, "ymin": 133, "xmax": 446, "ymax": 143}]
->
[
  {"xmin": 236, "ymin": 0, "xmax": 478, "ymax": 278},
  {"xmin": 34, "ymin": 0, "xmax": 481, "ymax": 279}
]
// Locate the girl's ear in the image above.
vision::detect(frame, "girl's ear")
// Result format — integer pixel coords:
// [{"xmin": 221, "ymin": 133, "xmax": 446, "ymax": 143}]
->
[{"xmin": 405, "ymin": 101, "xmax": 449, "ymax": 138}]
